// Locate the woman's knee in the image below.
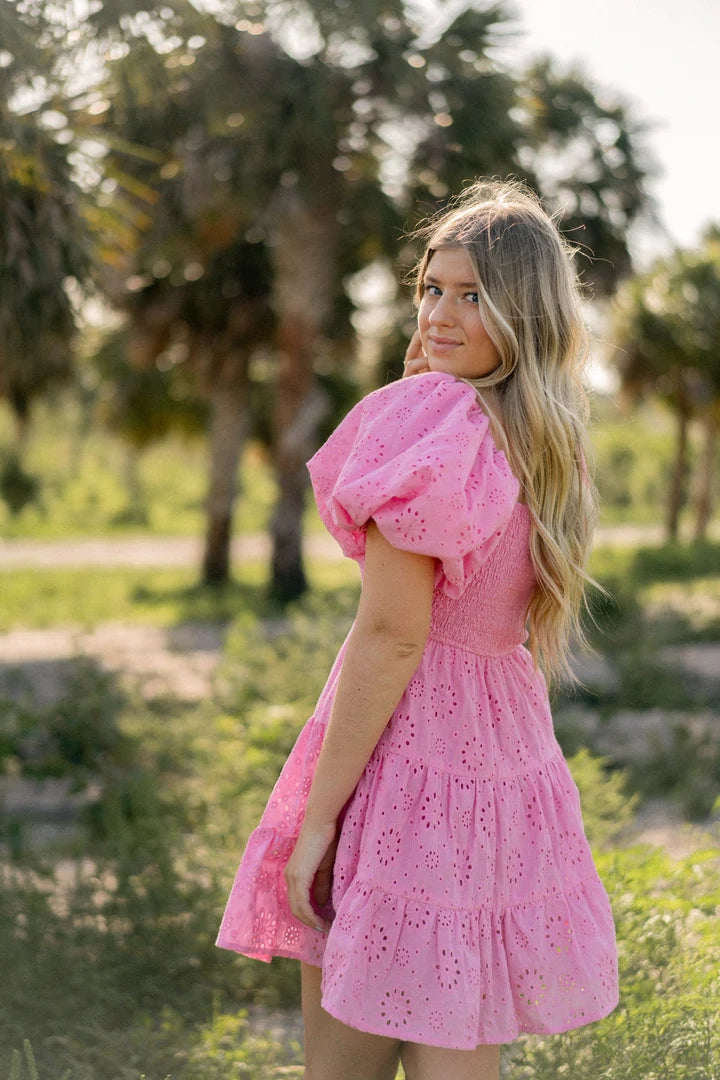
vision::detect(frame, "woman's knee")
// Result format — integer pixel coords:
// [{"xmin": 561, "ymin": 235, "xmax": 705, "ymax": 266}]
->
[
  {"xmin": 302, "ymin": 965, "xmax": 401, "ymax": 1080},
  {"xmin": 400, "ymin": 1040, "xmax": 500, "ymax": 1080},
  {"xmin": 305, "ymin": 1041, "xmax": 401, "ymax": 1080}
]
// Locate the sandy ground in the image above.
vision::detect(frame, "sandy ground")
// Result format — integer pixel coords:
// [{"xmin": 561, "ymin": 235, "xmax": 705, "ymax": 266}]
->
[
  {"xmin": 0, "ymin": 532, "xmax": 339, "ymax": 568},
  {"xmin": 1, "ymin": 529, "xmax": 718, "ymax": 858},
  {"xmin": 1, "ymin": 522, "xmax": 707, "ymax": 569},
  {"xmin": 0, "ymin": 621, "xmax": 226, "ymax": 705},
  {"xmin": 1, "ymin": 531, "xmax": 716, "ymax": 1056},
  {"xmin": 2, "ymin": 620, "xmax": 718, "ymax": 859}
]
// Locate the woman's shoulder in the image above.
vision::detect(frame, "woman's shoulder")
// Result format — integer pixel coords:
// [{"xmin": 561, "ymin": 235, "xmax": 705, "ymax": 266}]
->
[
  {"xmin": 363, "ymin": 370, "xmax": 474, "ymax": 406},
  {"xmin": 308, "ymin": 369, "xmax": 521, "ymax": 594},
  {"xmin": 348, "ymin": 372, "xmax": 519, "ymax": 502},
  {"xmin": 358, "ymin": 371, "xmax": 485, "ymax": 433}
]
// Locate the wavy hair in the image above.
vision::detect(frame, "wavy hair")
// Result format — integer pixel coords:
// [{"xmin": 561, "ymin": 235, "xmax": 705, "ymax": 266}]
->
[{"xmin": 412, "ymin": 178, "xmax": 599, "ymax": 685}]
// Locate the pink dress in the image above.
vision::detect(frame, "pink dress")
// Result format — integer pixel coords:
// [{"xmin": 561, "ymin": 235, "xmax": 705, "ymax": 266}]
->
[{"xmin": 216, "ymin": 371, "xmax": 619, "ymax": 1049}]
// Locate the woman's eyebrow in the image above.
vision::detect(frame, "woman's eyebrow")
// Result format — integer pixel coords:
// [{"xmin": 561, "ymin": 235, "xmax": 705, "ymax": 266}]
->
[{"xmin": 424, "ymin": 273, "xmax": 478, "ymax": 288}]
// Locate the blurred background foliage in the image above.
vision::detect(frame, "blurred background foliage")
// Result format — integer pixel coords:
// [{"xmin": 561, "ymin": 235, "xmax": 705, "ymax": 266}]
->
[
  {"xmin": 0, "ymin": 580, "xmax": 719, "ymax": 1078},
  {"xmin": 4, "ymin": 0, "xmax": 717, "ymax": 600}
]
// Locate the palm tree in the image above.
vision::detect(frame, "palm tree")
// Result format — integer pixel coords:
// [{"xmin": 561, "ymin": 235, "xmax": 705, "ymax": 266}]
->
[
  {"xmin": 254, "ymin": 2, "xmax": 656, "ymax": 595},
  {"xmin": 0, "ymin": 3, "xmax": 89, "ymax": 440},
  {"xmin": 84, "ymin": 17, "xmax": 278, "ymax": 582},
  {"xmin": 74, "ymin": 0, "xmax": 655, "ymax": 594},
  {"xmin": 612, "ymin": 238, "xmax": 720, "ymax": 540},
  {"xmin": 516, "ymin": 58, "xmax": 657, "ymax": 297},
  {"xmin": 668, "ymin": 236, "xmax": 720, "ymax": 539}
]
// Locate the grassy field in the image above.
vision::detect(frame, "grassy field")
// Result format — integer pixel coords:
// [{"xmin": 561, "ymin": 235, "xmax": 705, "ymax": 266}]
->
[
  {"xmin": 1, "ymin": 393, "xmax": 719, "ymax": 1078},
  {"xmin": 0, "ymin": 398, "xmax": 276, "ymax": 540},
  {"xmin": 0, "ymin": 535, "xmax": 719, "ymax": 1078},
  {"xmin": 1, "ymin": 392, "xmax": 716, "ymax": 540},
  {"xmin": 0, "ymin": 559, "xmax": 358, "ymax": 632}
]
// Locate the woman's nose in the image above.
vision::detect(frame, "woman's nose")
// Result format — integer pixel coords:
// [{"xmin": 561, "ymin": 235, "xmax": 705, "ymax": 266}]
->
[{"xmin": 429, "ymin": 294, "xmax": 454, "ymax": 325}]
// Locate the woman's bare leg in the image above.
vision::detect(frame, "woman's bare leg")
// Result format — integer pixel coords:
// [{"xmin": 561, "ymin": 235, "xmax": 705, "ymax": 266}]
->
[
  {"xmin": 301, "ymin": 963, "xmax": 402, "ymax": 1080},
  {"xmin": 400, "ymin": 1040, "xmax": 501, "ymax": 1080}
]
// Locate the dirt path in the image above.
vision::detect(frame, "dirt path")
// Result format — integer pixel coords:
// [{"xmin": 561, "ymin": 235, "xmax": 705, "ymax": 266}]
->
[
  {"xmin": 0, "ymin": 532, "xmax": 340, "ymax": 568},
  {"xmin": 3, "ymin": 521, "xmax": 717, "ymax": 569},
  {"xmin": 0, "ymin": 622, "xmax": 225, "ymax": 704},
  {"xmin": 1, "ymin": 525, "xmax": 718, "ymax": 861}
]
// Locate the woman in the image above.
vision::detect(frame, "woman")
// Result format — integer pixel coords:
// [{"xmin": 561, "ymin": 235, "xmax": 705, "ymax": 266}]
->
[{"xmin": 217, "ymin": 179, "xmax": 619, "ymax": 1080}]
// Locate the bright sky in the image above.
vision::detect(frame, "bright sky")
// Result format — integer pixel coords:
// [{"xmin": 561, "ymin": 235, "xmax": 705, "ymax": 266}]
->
[{"xmin": 491, "ymin": 0, "xmax": 718, "ymax": 263}]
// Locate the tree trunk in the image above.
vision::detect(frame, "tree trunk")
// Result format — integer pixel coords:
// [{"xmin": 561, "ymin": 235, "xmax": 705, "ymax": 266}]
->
[
  {"xmin": 666, "ymin": 406, "xmax": 690, "ymax": 541},
  {"xmin": 271, "ymin": 378, "xmax": 329, "ymax": 600},
  {"xmin": 202, "ymin": 360, "xmax": 249, "ymax": 585},
  {"xmin": 267, "ymin": 186, "xmax": 336, "ymax": 601},
  {"xmin": 693, "ymin": 406, "xmax": 718, "ymax": 542},
  {"xmin": 123, "ymin": 446, "xmax": 148, "ymax": 525},
  {"xmin": 10, "ymin": 387, "xmax": 31, "ymax": 447}
]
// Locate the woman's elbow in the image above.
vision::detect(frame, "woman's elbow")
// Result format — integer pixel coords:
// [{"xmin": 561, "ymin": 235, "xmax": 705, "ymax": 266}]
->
[
  {"xmin": 357, "ymin": 615, "xmax": 430, "ymax": 660},
  {"xmin": 389, "ymin": 636, "xmax": 426, "ymax": 661}
]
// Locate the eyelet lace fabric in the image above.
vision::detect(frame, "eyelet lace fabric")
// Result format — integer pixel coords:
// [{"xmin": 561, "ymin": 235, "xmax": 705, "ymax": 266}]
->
[{"xmin": 216, "ymin": 372, "xmax": 619, "ymax": 1049}]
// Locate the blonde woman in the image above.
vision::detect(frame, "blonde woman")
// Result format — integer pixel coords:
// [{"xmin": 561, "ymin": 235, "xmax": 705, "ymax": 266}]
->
[{"xmin": 217, "ymin": 179, "xmax": 618, "ymax": 1079}]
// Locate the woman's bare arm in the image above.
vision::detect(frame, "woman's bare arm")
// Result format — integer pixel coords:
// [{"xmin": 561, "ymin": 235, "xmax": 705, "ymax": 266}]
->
[{"xmin": 284, "ymin": 520, "xmax": 435, "ymax": 930}]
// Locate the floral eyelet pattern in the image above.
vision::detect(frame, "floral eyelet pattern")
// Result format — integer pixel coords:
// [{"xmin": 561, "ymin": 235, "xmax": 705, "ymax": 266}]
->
[{"xmin": 216, "ymin": 372, "xmax": 619, "ymax": 1048}]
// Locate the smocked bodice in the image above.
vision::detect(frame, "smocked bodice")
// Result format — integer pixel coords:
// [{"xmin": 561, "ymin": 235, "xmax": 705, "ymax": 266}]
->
[{"xmin": 428, "ymin": 503, "xmax": 535, "ymax": 655}]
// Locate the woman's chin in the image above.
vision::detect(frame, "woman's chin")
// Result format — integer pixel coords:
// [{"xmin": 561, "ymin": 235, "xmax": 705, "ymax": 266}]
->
[{"xmin": 426, "ymin": 358, "xmax": 457, "ymax": 376}]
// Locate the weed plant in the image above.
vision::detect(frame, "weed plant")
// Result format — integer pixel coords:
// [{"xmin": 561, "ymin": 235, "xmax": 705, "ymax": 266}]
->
[
  {"xmin": 554, "ymin": 539, "xmax": 720, "ymax": 818},
  {"xmin": 1, "ymin": 549, "xmax": 720, "ymax": 1076},
  {"xmin": 0, "ymin": 560, "xmax": 359, "ymax": 632},
  {"xmin": 1, "ymin": 393, "xmax": 713, "ymax": 539},
  {"xmin": 509, "ymin": 847, "xmax": 720, "ymax": 1080}
]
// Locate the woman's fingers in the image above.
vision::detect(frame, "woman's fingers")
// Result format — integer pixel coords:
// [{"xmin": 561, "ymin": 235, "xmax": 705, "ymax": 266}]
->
[
  {"xmin": 286, "ymin": 868, "xmax": 328, "ymax": 931},
  {"xmin": 404, "ymin": 329, "xmax": 424, "ymax": 361},
  {"xmin": 403, "ymin": 330, "xmax": 430, "ymax": 377},
  {"xmin": 285, "ymin": 862, "xmax": 329, "ymax": 931},
  {"xmin": 403, "ymin": 356, "xmax": 430, "ymax": 377},
  {"xmin": 284, "ymin": 825, "xmax": 336, "ymax": 933},
  {"xmin": 311, "ymin": 833, "xmax": 338, "ymax": 908},
  {"xmin": 312, "ymin": 864, "xmax": 333, "ymax": 908}
]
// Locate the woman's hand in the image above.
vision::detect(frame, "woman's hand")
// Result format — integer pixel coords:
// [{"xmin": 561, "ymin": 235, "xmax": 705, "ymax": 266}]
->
[
  {"xmin": 402, "ymin": 330, "xmax": 430, "ymax": 377},
  {"xmin": 284, "ymin": 820, "xmax": 338, "ymax": 933}
]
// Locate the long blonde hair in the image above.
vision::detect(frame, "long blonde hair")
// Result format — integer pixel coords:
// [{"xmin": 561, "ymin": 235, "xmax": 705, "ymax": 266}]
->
[{"xmin": 412, "ymin": 178, "xmax": 599, "ymax": 685}]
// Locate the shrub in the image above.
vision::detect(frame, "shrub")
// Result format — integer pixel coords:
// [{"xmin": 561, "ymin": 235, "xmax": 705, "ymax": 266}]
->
[{"xmin": 509, "ymin": 847, "xmax": 720, "ymax": 1080}]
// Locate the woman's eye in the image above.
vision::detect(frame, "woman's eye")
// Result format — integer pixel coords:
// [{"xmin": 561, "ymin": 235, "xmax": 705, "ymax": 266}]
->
[
  {"xmin": 424, "ymin": 283, "xmax": 441, "ymax": 296},
  {"xmin": 465, "ymin": 292, "xmax": 479, "ymax": 304}
]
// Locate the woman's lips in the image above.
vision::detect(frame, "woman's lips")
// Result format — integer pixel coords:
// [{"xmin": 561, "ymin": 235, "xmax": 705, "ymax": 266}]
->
[{"xmin": 428, "ymin": 336, "xmax": 461, "ymax": 352}]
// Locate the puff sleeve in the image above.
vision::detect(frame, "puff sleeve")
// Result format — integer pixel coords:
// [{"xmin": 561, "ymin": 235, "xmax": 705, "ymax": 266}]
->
[{"xmin": 307, "ymin": 372, "xmax": 520, "ymax": 598}]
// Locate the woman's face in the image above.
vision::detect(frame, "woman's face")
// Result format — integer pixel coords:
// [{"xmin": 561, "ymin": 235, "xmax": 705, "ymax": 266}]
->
[{"xmin": 417, "ymin": 247, "xmax": 500, "ymax": 380}]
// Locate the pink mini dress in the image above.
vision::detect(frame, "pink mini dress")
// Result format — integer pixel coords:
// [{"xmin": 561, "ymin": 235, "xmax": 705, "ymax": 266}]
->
[{"xmin": 216, "ymin": 371, "xmax": 619, "ymax": 1049}]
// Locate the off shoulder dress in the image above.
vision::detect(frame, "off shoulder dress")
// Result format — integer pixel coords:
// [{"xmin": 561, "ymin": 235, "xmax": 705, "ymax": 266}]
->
[{"xmin": 216, "ymin": 371, "xmax": 619, "ymax": 1049}]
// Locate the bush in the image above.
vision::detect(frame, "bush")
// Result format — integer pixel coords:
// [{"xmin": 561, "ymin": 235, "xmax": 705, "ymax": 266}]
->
[
  {"xmin": 2, "ymin": 573, "xmax": 719, "ymax": 1078},
  {"xmin": 509, "ymin": 847, "xmax": 720, "ymax": 1079},
  {"xmin": 5, "ymin": 846, "xmax": 719, "ymax": 1078},
  {"xmin": 567, "ymin": 749, "xmax": 638, "ymax": 848},
  {"xmin": 0, "ymin": 455, "xmax": 39, "ymax": 515}
]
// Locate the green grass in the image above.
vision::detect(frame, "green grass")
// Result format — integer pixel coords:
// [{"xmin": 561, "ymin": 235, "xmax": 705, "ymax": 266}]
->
[
  {"xmin": 587, "ymin": 540, "xmax": 720, "ymax": 646},
  {"xmin": 0, "ymin": 396, "xmax": 336, "ymax": 542},
  {"xmin": 2, "ymin": 670, "xmax": 718, "ymax": 1079},
  {"xmin": 0, "ymin": 534, "xmax": 715, "ymax": 637},
  {"xmin": 1, "ymin": 579, "xmax": 719, "ymax": 1078},
  {"xmin": 0, "ymin": 559, "xmax": 359, "ymax": 632},
  {"xmin": 1, "ymin": 409, "xmax": 720, "ymax": 1078},
  {"xmin": 4, "ymin": 390, "xmax": 716, "ymax": 539},
  {"xmin": 551, "ymin": 539, "xmax": 720, "ymax": 818},
  {"xmin": 587, "ymin": 396, "xmax": 707, "ymax": 527},
  {"xmin": 509, "ymin": 845, "xmax": 720, "ymax": 1080},
  {"xmin": 0, "ymin": 397, "xmax": 282, "ymax": 540}
]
